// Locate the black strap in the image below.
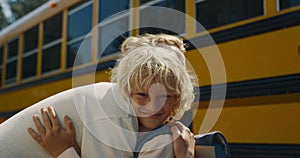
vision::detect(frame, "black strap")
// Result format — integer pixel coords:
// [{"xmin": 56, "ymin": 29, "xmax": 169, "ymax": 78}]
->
[{"xmin": 194, "ymin": 131, "xmax": 231, "ymax": 158}]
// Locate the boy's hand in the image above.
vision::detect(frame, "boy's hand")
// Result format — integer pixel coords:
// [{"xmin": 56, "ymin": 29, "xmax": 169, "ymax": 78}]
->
[
  {"xmin": 27, "ymin": 106, "xmax": 80, "ymax": 157},
  {"xmin": 170, "ymin": 121, "xmax": 195, "ymax": 158}
]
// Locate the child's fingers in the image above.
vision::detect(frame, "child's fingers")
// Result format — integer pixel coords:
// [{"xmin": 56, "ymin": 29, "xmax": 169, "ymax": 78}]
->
[
  {"xmin": 27, "ymin": 127, "xmax": 43, "ymax": 146},
  {"xmin": 32, "ymin": 114, "xmax": 46, "ymax": 137},
  {"xmin": 170, "ymin": 121, "xmax": 194, "ymax": 141},
  {"xmin": 48, "ymin": 106, "xmax": 60, "ymax": 130},
  {"xmin": 64, "ymin": 115, "xmax": 75, "ymax": 137},
  {"xmin": 169, "ymin": 121, "xmax": 187, "ymax": 133},
  {"xmin": 41, "ymin": 108, "xmax": 52, "ymax": 133},
  {"xmin": 170, "ymin": 125, "xmax": 181, "ymax": 141}
]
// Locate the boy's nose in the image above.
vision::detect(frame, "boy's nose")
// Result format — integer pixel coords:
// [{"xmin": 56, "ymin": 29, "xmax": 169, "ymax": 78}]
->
[
  {"xmin": 145, "ymin": 97, "xmax": 165, "ymax": 113},
  {"xmin": 145, "ymin": 83, "xmax": 167, "ymax": 114}
]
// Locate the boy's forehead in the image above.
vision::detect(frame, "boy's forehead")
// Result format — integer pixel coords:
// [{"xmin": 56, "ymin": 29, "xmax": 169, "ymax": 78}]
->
[{"xmin": 132, "ymin": 80, "xmax": 177, "ymax": 93}]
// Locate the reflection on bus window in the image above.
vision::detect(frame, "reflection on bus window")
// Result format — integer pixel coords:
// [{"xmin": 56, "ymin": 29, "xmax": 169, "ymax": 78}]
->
[
  {"xmin": 67, "ymin": 38, "xmax": 91, "ymax": 68},
  {"xmin": 196, "ymin": 0, "xmax": 264, "ymax": 31},
  {"xmin": 43, "ymin": 13, "xmax": 62, "ymax": 44},
  {"xmin": 23, "ymin": 25, "xmax": 38, "ymax": 79},
  {"xmin": 68, "ymin": 2, "xmax": 92, "ymax": 41},
  {"xmin": 279, "ymin": 0, "xmax": 300, "ymax": 10},
  {"xmin": 6, "ymin": 38, "xmax": 18, "ymax": 85},
  {"xmin": 98, "ymin": 0, "xmax": 129, "ymax": 22},
  {"xmin": 139, "ymin": 0, "xmax": 185, "ymax": 35},
  {"xmin": 98, "ymin": 15, "xmax": 129, "ymax": 58},
  {"xmin": 42, "ymin": 44, "xmax": 61, "ymax": 73}
]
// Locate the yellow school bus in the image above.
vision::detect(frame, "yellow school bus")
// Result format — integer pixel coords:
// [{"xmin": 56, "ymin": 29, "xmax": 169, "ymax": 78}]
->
[{"xmin": 0, "ymin": 0, "xmax": 299, "ymax": 157}]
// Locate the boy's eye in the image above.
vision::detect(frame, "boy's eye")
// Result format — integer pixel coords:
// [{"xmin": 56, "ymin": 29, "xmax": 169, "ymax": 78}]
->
[
  {"xmin": 160, "ymin": 95, "xmax": 170, "ymax": 98},
  {"xmin": 137, "ymin": 93, "xmax": 148, "ymax": 97}
]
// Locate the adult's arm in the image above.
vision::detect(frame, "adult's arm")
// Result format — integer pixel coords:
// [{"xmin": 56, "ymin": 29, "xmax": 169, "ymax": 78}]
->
[
  {"xmin": 0, "ymin": 88, "xmax": 83, "ymax": 158},
  {"xmin": 0, "ymin": 82, "xmax": 137, "ymax": 158}
]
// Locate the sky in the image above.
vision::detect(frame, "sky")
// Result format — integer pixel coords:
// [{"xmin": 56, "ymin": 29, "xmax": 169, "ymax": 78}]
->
[{"xmin": 0, "ymin": 0, "xmax": 15, "ymax": 23}]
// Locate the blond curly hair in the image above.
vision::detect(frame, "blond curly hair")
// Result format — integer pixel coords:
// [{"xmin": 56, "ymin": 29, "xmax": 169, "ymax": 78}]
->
[{"xmin": 111, "ymin": 34, "xmax": 196, "ymax": 120}]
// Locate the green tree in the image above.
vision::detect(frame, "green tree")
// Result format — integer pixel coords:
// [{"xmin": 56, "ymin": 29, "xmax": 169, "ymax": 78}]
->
[
  {"xmin": 0, "ymin": 6, "xmax": 10, "ymax": 31},
  {"xmin": 8, "ymin": 0, "xmax": 48, "ymax": 22}
]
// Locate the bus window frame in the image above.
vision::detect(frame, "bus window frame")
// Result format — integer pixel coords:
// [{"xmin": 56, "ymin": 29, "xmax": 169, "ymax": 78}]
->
[
  {"xmin": 22, "ymin": 25, "xmax": 39, "ymax": 80},
  {"xmin": 22, "ymin": 48, "xmax": 38, "ymax": 80},
  {"xmin": 5, "ymin": 37, "xmax": 19, "ymax": 85},
  {"xmin": 66, "ymin": 0, "xmax": 93, "ymax": 69},
  {"xmin": 41, "ymin": 10, "xmax": 63, "ymax": 75},
  {"xmin": 41, "ymin": 39, "xmax": 62, "ymax": 75}
]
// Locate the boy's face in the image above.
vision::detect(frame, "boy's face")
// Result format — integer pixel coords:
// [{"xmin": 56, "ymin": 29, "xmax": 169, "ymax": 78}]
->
[{"xmin": 130, "ymin": 83, "xmax": 177, "ymax": 131}]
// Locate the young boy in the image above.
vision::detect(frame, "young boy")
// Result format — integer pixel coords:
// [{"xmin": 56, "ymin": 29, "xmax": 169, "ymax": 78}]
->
[
  {"xmin": 30, "ymin": 34, "xmax": 197, "ymax": 157},
  {"xmin": 0, "ymin": 34, "xmax": 196, "ymax": 158}
]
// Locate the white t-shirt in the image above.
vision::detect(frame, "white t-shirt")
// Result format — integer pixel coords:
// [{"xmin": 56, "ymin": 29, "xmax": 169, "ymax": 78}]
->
[{"xmin": 58, "ymin": 134, "xmax": 174, "ymax": 158}]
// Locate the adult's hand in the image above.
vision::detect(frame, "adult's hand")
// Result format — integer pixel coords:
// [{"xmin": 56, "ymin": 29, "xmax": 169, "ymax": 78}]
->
[{"xmin": 27, "ymin": 106, "xmax": 80, "ymax": 157}]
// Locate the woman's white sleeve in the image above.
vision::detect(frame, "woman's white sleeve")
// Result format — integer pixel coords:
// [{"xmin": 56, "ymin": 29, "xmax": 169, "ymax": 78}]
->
[{"xmin": 57, "ymin": 147, "xmax": 80, "ymax": 158}]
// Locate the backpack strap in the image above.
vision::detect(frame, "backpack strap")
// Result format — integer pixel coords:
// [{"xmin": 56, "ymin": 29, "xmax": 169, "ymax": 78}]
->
[
  {"xmin": 194, "ymin": 131, "xmax": 231, "ymax": 158},
  {"xmin": 134, "ymin": 128, "xmax": 232, "ymax": 158},
  {"xmin": 133, "ymin": 125, "xmax": 171, "ymax": 158}
]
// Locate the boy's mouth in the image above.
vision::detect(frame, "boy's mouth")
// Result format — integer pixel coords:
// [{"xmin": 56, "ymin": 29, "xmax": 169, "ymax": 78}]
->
[{"xmin": 146, "ymin": 113, "xmax": 162, "ymax": 118}]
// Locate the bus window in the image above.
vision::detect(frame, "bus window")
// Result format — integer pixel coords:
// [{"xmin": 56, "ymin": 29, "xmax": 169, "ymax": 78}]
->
[
  {"xmin": 68, "ymin": 2, "xmax": 92, "ymax": 41},
  {"xmin": 7, "ymin": 39, "xmax": 18, "ymax": 59},
  {"xmin": 23, "ymin": 25, "xmax": 38, "ymax": 79},
  {"xmin": 0, "ymin": 46, "xmax": 3, "ymax": 66},
  {"xmin": 98, "ymin": 15, "xmax": 129, "ymax": 58},
  {"xmin": 279, "ymin": 0, "xmax": 300, "ymax": 10},
  {"xmin": 139, "ymin": 0, "xmax": 185, "ymax": 35},
  {"xmin": 67, "ymin": 38, "xmax": 91, "ymax": 68},
  {"xmin": 24, "ymin": 26, "xmax": 38, "ymax": 52},
  {"xmin": 42, "ymin": 13, "xmax": 62, "ymax": 74},
  {"xmin": 22, "ymin": 54, "xmax": 37, "ymax": 79},
  {"xmin": 6, "ymin": 38, "xmax": 18, "ymax": 85},
  {"xmin": 42, "ymin": 44, "xmax": 61, "ymax": 73},
  {"xmin": 43, "ymin": 13, "xmax": 62, "ymax": 44},
  {"xmin": 196, "ymin": 0, "xmax": 264, "ymax": 31},
  {"xmin": 97, "ymin": 0, "xmax": 129, "ymax": 58},
  {"xmin": 67, "ymin": 1, "xmax": 92, "ymax": 68},
  {"xmin": 0, "ymin": 46, "xmax": 3, "ymax": 87},
  {"xmin": 98, "ymin": 0, "xmax": 129, "ymax": 22}
]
